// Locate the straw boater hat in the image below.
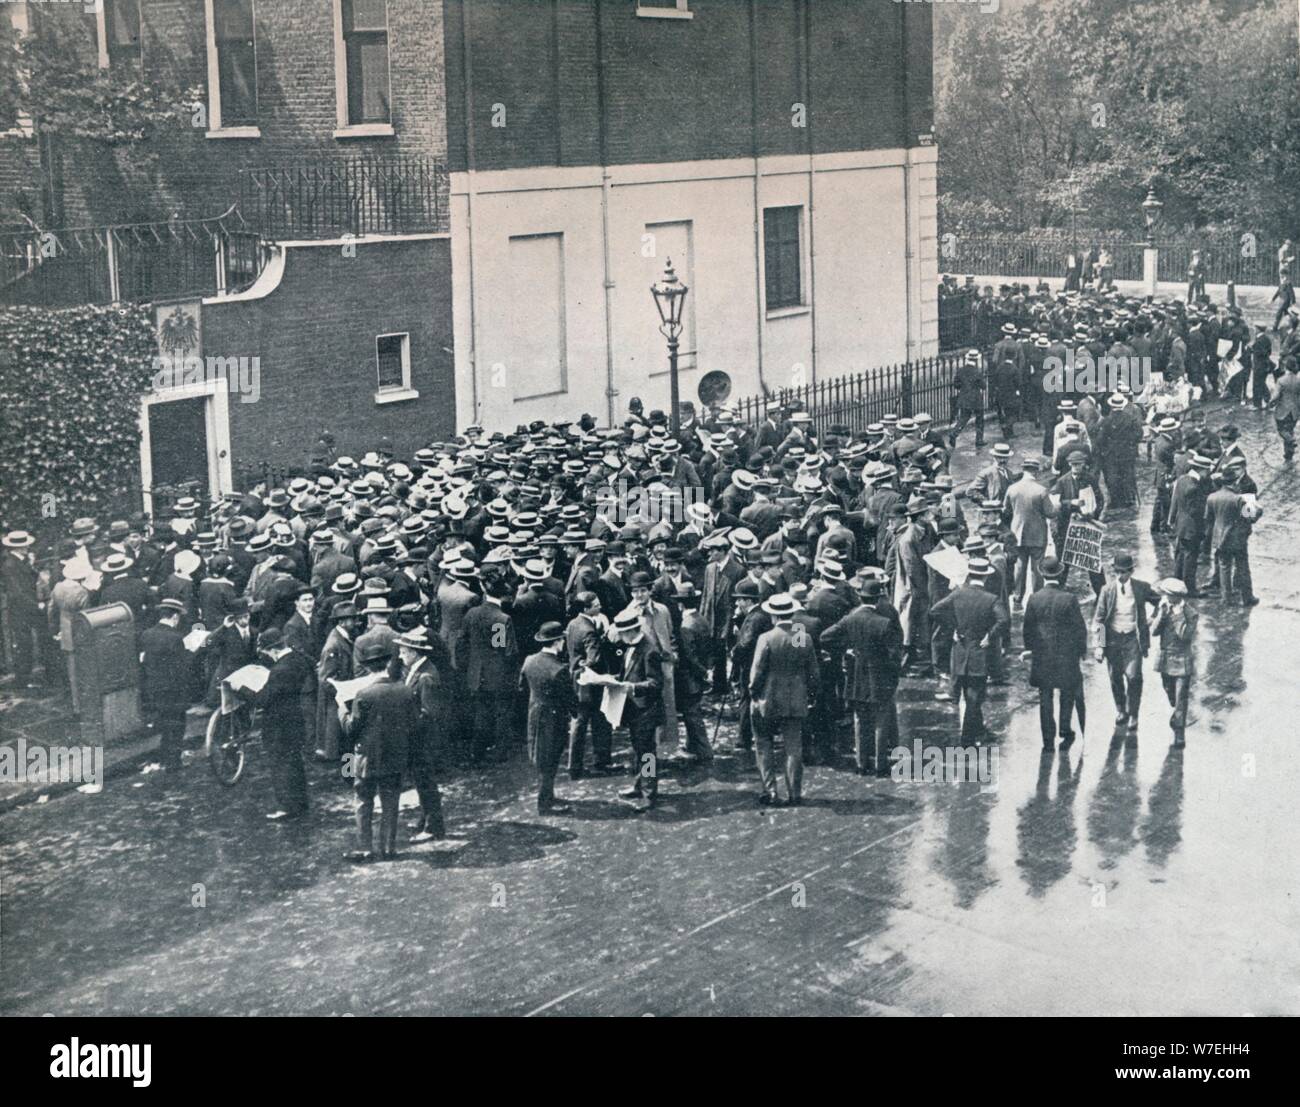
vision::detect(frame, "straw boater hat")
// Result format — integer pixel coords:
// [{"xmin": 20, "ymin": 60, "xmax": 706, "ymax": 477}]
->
[
  {"xmin": 3, "ymin": 531, "xmax": 35, "ymax": 549},
  {"xmin": 762, "ymin": 592, "xmax": 802, "ymax": 618},
  {"xmin": 611, "ymin": 610, "xmax": 644, "ymax": 642}
]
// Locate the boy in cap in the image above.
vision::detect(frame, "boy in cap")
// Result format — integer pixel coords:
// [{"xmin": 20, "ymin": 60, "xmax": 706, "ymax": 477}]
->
[{"xmin": 1151, "ymin": 579, "xmax": 1198, "ymax": 746}]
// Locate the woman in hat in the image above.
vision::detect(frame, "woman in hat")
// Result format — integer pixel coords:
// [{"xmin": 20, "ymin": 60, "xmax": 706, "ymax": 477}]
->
[{"xmin": 1151, "ymin": 578, "xmax": 1197, "ymax": 746}]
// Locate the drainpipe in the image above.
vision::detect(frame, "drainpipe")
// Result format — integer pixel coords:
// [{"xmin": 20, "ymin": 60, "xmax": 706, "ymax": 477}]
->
[
  {"xmin": 900, "ymin": 8, "xmax": 917, "ymax": 364},
  {"xmin": 460, "ymin": 0, "xmax": 481, "ymax": 424},
  {"xmin": 801, "ymin": 0, "xmax": 818, "ymax": 386},
  {"xmin": 596, "ymin": 2, "xmax": 616, "ymax": 428},
  {"xmin": 748, "ymin": 0, "xmax": 767, "ymax": 394}
]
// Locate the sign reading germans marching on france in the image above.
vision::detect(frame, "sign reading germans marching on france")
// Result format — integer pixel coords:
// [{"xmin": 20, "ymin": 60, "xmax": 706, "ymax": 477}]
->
[{"xmin": 1062, "ymin": 519, "xmax": 1106, "ymax": 573}]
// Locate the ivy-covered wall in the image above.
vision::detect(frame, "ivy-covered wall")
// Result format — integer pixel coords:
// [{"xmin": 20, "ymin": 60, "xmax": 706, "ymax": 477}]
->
[{"xmin": 0, "ymin": 304, "xmax": 155, "ymax": 533}]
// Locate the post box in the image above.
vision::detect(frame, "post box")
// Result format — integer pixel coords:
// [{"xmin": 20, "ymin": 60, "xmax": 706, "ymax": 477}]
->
[{"xmin": 71, "ymin": 603, "xmax": 141, "ymax": 744}]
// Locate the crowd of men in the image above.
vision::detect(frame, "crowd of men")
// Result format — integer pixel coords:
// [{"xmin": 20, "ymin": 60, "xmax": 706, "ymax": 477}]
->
[{"xmin": 2, "ymin": 280, "xmax": 1294, "ymax": 860}]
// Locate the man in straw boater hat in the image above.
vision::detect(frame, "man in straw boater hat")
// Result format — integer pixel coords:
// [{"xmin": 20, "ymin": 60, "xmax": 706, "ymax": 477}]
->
[
  {"xmin": 1021, "ymin": 556, "xmax": 1089, "ymax": 750},
  {"xmin": 747, "ymin": 592, "xmax": 819, "ymax": 806},
  {"xmin": 928, "ymin": 558, "xmax": 1008, "ymax": 744},
  {"xmin": 521, "ymin": 620, "xmax": 577, "ymax": 816},
  {"xmin": 396, "ymin": 626, "xmax": 449, "ymax": 839},
  {"xmin": 1150, "ymin": 577, "xmax": 1198, "ymax": 747},
  {"xmin": 604, "ymin": 608, "xmax": 664, "ymax": 812}
]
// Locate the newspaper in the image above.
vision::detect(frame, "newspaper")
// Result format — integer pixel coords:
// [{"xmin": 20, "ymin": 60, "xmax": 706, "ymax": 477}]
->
[
  {"xmin": 219, "ymin": 663, "xmax": 269, "ymax": 715},
  {"xmin": 923, "ymin": 545, "xmax": 969, "ymax": 588},
  {"xmin": 330, "ymin": 671, "xmax": 383, "ymax": 708},
  {"xmin": 183, "ymin": 626, "xmax": 210, "ymax": 653}
]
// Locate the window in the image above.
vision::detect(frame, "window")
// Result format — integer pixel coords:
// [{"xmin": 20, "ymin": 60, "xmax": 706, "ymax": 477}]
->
[
  {"xmin": 375, "ymin": 333, "xmax": 416, "ymax": 402},
  {"xmin": 205, "ymin": 0, "xmax": 258, "ymax": 133},
  {"xmin": 636, "ymin": 0, "xmax": 692, "ymax": 19},
  {"xmin": 763, "ymin": 206, "xmax": 804, "ymax": 311},
  {"xmin": 337, "ymin": 0, "xmax": 391, "ymax": 130},
  {"xmin": 98, "ymin": 0, "xmax": 142, "ymax": 70}
]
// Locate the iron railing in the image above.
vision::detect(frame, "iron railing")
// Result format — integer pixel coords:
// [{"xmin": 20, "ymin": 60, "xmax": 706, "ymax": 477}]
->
[
  {"xmin": 943, "ymin": 229, "xmax": 1287, "ymax": 287},
  {"xmin": 734, "ymin": 355, "xmax": 982, "ymax": 437},
  {"xmin": 0, "ymin": 207, "xmax": 271, "ymax": 307},
  {"xmin": 238, "ymin": 155, "xmax": 449, "ymax": 240}
]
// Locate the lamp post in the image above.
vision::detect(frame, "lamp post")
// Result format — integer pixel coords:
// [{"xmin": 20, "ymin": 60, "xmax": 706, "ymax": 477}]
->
[
  {"xmin": 1141, "ymin": 185, "xmax": 1164, "ymax": 296},
  {"xmin": 650, "ymin": 259, "xmax": 689, "ymax": 434},
  {"xmin": 1141, "ymin": 185, "xmax": 1164, "ymax": 248},
  {"xmin": 1064, "ymin": 173, "xmax": 1080, "ymax": 252}
]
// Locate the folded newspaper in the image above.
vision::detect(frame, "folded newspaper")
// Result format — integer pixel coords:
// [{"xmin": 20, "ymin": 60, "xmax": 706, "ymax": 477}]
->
[{"xmin": 330, "ymin": 671, "xmax": 384, "ymax": 707}]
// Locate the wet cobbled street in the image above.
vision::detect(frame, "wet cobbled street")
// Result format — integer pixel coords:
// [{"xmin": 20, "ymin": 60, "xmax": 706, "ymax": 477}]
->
[{"xmin": 2, "ymin": 408, "xmax": 1297, "ymax": 1017}]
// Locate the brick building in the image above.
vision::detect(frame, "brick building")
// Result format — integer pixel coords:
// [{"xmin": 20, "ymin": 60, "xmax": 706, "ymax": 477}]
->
[
  {"xmin": 1, "ymin": 1, "xmax": 455, "ymax": 508},
  {"xmin": 443, "ymin": 0, "xmax": 938, "ymax": 430}
]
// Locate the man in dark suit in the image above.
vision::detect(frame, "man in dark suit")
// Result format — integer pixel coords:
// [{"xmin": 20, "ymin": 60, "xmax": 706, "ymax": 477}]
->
[
  {"xmin": 140, "ymin": 598, "xmax": 191, "ymax": 771},
  {"xmin": 98, "ymin": 553, "xmax": 152, "ymax": 626},
  {"xmin": 928, "ymin": 560, "xmax": 1008, "ymax": 742},
  {"xmin": 456, "ymin": 576, "xmax": 520, "ymax": 764},
  {"xmin": 315, "ymin": 600, "xmax": 361, "ymax": 762},
  {"xmin": 749, "ymin": 593, "xmax": 819, "ymax": 806},
  {"xmin": 729, "ymin": 579, "xmax": 769, "ymax": 752},
  {"xmin": 673, "ymin": 582, "xmax": 714, "ymax": 763},
  {"xmin": 2, "ymin": 531, "xmax": 45, "ymax": 686},
  {"xmin": 565, "ymin": 591, "xmax": 616, "ymax": 777},
  {"xmin": 520, "ymin": 621, "xmax": 576, "ymax": 815},
  {"xmin": 1022, "ymin": 557, "xmax": 1089, "ymax": 748},
  {"xmin": 820, "ymin": 577, "xmax": 903, "ymax": 776},
  {"xmin": 700, "ymin": 537, "xmax": 746, "ymax": 694},
  {"xmin": 949, "ymin": 349, "xmax": 986, "ymax": 448},
  {"xmin": 1168, "ymin": 454, "xmax": 1212, "ymax": 595},
  {"xmin": 255, "ymin": 626, "xmax": 312, "ymax": 819},
  {"xmin": 398, "ymin": 627, "xmax": 448, "ymax": 839},
  {"xmin": 203, "ymin": 596, "xmax": 257, "ymax": 707},
  {"xmin": 343, "ymin": 638, "xmax": 413, "ymax": 861},
  {"xmin": 606, "ymin": 610, "xmax": 664, "ymax": 811},
  {"xmin": 1091, "ymin": 553, "xmax": 1158, "ymax": 734}
]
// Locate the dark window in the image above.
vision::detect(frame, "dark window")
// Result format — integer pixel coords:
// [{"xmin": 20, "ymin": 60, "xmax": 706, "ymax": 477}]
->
[
  {"xmin": 764, "ymin": 206, "xmax": 803, "ymax": 310},
  {"xmin": 376, "ymin": 334, "xmax": 407, "ymax": 391},
  {"xmin": 342, "ymin": 0, "xmax": 391, "ymax": 126},
  {"xmin": 104, "ymin": 0, "xmax": 142, "ymax": 68},
  {"xmin": 214, "ymin": 0, "xmax": 257, "ymax": 127}
]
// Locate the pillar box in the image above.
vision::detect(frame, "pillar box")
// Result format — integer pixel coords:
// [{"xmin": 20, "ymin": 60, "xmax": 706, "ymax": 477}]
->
[{"xmin": 71, "ymin": 603, "xmax": 142, "ymax": 744}]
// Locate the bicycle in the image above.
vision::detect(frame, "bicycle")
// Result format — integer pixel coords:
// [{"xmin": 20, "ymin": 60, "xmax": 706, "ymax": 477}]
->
[{"xmin": 205, "ymin": 674, "xmax": 263, "ymax": 786}]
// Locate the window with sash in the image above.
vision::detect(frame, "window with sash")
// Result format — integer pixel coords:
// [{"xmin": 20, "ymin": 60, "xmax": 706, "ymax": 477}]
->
[
  {"xmin": 341, "ymin": 0, "xmax": 391, "ymax": 126},
  {"xmin": 763, "ymin": 206, "xmax": 804, "ymax": 311},
  {"xmin": 211, "ymin": 0, "xmax": 258, "ymax": 128}
]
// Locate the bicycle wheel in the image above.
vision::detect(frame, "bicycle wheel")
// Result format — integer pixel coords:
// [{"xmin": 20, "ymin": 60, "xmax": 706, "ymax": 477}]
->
[{"xmin": 206, "ymin": 707, "xmax": 248, "ymax": 786}]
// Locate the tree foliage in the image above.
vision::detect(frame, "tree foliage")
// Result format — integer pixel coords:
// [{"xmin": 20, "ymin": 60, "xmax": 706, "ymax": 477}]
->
[
  {"xmin": 935, "ymin": 0, "xmax": 1300, "ymax": 237},
  {"xmin": 0, "ymin": 13, "xmax": 195, "ymax": 144}
]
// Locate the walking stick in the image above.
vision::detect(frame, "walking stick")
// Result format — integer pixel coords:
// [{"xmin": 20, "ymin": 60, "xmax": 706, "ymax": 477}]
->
[{"xmin": 710, "ymin": 688, "xmax": 729, "ymax": 745}]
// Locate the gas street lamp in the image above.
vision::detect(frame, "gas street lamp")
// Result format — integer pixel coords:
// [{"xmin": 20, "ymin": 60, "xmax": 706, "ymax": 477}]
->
[
  {"xmin": 650, "ymin": 258, "xmax": 689, "ymax": 434},
  {"xmin": 1141, "ymin": 185, "xmax": 1164, "ymax": 248}
]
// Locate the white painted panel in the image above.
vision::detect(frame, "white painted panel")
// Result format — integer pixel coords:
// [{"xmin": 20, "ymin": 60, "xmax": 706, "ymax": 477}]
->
[{"xmin": 507, "ymin": 232, "xmax": 567, "ymax": 401}]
